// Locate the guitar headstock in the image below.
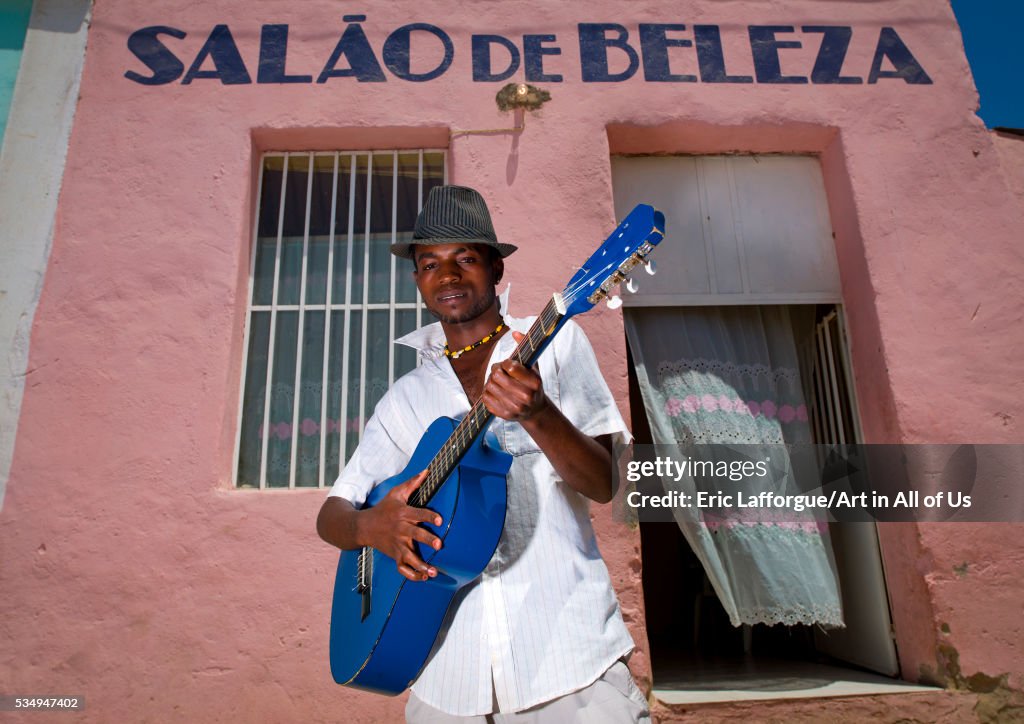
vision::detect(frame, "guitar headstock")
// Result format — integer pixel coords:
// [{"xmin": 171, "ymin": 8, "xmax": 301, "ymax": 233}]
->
[{"xmin": 557, "ymin": 204, "xmax": 666, "ymax": 319}]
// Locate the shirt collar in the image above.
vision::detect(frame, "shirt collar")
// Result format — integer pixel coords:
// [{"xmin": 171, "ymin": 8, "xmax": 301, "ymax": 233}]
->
[{"xmin": 395, "ymin": 285, "xmax": 526, "ymax": 359}]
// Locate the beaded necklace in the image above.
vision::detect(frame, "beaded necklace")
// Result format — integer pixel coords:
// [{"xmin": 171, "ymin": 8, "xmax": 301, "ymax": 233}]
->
[{"xmin": 444, "ymin": 321, "xmax": 506, "ymax": 360}]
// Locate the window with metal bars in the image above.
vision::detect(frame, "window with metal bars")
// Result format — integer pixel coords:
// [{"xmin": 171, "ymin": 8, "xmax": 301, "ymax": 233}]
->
[{"xmin": 234, "ymin": 150, "xmax": 447, "ymax": 489}]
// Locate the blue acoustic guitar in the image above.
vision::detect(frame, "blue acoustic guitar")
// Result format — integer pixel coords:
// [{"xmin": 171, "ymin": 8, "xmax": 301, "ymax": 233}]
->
[{"xmin": 328, "ymin": 203, "xmax": 666, "ymax": 695}]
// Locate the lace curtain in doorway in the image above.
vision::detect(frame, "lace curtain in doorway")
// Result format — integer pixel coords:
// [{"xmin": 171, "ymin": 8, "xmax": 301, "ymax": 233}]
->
[{"xmin": 624, "ymin": 305, "xmax": 844, "ymax": 628}]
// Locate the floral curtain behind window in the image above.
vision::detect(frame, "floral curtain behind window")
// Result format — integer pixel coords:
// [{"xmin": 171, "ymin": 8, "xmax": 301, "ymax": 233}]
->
[{"xmin": 624, "ymin": 305, "xmax": 843, "ymax": 628}]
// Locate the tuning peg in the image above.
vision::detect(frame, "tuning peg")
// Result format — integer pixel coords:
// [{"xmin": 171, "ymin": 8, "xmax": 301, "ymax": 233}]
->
[
  {"xmin": 606, "ymin": 295, "xmax": 623, "ymax": 309},
  {"xmin": 626, "ymin": 278, "xmax": 639, "ymax": 293},
  {"xmin": 644, "ymin": 260, "xmax": 657, "ymax": 276}
]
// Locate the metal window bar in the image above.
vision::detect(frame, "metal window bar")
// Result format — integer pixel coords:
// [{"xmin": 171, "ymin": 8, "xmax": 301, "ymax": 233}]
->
[
  {"xmin": 808, "ymin": 306, "xmax": 853, "ymax": 447},
  {"xmin": 821, "ymin": 309, "xmax": 847, "ymax": 446},
  {"xmin": 816, "ymin": 320, "xmax": 839, "ymax": 445},
  {"xmin": 339, "ymin": 156, "xmax": 357, "ymax": 468},
  {"xmin": 389, "ymin": 152, "xmax": 398, "ymax": 386},
  {"xmin": 235, "ymin": 150, "xmax": 445, "ymax": 489},
  {"xmin": 287, "ymin": 154, "xmax": 315, "ymax": 489},
  {"xmin": 833, "ymin": 307, "xmax": 864, "ymax": 443},
  {"xmin": 258, "ymin": 152, "xmax": 290, "ymax": 490},
  {"xmin": 358, "ymin": 156, "xmax": 372, "ymax": 459},
  {"xmin": 417, "ymin": 151, "xmax": 424, "ymax": 326},
  {"xmin": 318, "ymin": 153, "xmax": 340, "ymax": 488}
]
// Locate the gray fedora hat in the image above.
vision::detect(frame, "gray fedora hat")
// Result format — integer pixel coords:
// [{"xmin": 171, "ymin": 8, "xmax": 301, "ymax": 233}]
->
[{"xmin": 390, "ymin": 185, "xmax": 518, "ymax": 259}]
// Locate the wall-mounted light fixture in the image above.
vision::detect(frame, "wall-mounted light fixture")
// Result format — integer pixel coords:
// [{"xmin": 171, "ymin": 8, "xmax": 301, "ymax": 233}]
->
[
  {"xmin": 495, "ymin": 82, "xmax": 552, "ymax": 112},
  {"xmin": 451, "ymin": 82, "xmax": 551, "ymax": 139}
]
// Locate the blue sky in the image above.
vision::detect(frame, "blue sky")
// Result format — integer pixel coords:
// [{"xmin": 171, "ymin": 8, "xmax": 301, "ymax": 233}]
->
[{"xmin": 951, "ymin": 0, "xmax": 1024, "ymax": 129}]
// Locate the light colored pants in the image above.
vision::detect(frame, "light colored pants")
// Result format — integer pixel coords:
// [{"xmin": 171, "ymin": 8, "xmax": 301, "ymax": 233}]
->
[{"xmin": 406, "ymin": 660, "xmax": 651, "ymax": 723}]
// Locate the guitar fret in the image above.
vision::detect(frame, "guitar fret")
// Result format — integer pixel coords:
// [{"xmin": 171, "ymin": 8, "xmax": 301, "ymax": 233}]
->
[{"xmin": 514, "ymin": 299, "xmax": 561, "ymax": 370}]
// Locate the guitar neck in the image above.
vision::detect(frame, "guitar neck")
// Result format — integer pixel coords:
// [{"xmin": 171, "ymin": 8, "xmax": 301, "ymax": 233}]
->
[{"xmin": 412, "ymin": 295, "xmax": 567, "ymax": 506}]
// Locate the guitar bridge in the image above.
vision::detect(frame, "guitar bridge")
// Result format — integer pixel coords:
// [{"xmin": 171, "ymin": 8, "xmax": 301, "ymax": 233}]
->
[{"xmin": 356, "ymin": 547, "xmax": 373, "ymax": 621}]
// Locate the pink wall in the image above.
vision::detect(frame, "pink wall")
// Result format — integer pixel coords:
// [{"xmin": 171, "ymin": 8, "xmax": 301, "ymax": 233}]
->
[{"xmin": 2, "ymin": 0, "xmax": 1022, "ymax": 720}]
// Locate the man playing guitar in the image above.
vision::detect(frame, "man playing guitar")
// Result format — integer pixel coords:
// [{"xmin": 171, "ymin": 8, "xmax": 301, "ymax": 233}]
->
[{"xmin": 317, "ymin": 186, "xmax": 650, "ymax": 723}]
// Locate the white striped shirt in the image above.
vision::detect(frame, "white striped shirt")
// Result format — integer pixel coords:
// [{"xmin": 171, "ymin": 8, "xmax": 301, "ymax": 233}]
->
[{"xmin": 328, "ymin": 306, "xmax": 634, "ymax": 715}]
